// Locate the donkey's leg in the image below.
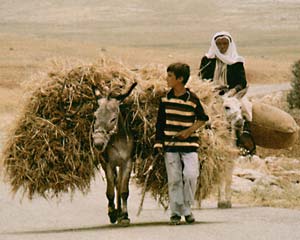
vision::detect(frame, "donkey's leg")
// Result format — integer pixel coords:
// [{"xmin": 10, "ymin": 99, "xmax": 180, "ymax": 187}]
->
[
  {"xmin": 194, "ymin": 177, "xmax": 202, "ymax": 209},
  {"xmin": 218, "ymin": 174, "xmax": 227, "ymax": 208},
  {"xmin": 116, "ymin": 169, "xmax": 122, "ymax": 217},
  {"xmin": 218, "ymin": 161, "xmax": 233, "ymax": 209},
  {"xmin": 117, "ymin": 160, "xmax": 133, "ymax": 226},
  {"xmin": 224, "ymin": 169, "xmax": 233, "ymax": 206},
  {"xmin": 105, "ymin": 164, "xmax": 118, "ymax": 223}
]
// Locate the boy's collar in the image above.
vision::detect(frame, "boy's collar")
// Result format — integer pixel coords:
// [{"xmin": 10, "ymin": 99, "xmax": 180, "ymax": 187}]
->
[{"xmin": 167, "ymin": 88, "xmax": 191, "ymax": 101}]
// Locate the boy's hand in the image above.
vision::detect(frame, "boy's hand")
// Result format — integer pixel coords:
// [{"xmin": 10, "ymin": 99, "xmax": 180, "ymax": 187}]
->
[
  {"xmin": 176, "ymin": 129, "xmax": 192, "ymax": 140},
  {"xmin": 153, "ymin": 147, "xmax": 163, "ymax": 156}
]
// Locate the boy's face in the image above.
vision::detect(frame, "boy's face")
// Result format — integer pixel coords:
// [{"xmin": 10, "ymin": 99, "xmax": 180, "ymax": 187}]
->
[{"xmin": 166, "ymin": 71, "xmax": 183, "ymax": 88}]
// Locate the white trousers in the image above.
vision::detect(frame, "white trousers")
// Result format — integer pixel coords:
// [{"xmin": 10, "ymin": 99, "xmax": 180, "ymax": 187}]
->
[{"xmin": 164, "ymin": 152, "xmax": 199, "ymax": 216}]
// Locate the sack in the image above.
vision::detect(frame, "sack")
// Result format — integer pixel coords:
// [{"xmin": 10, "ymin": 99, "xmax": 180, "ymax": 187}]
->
[{"xmin": 249, "ymin": 102, "xmax": 299, "ymax": 149}]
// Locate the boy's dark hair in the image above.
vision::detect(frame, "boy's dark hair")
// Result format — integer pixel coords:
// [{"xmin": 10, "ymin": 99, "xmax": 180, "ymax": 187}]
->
[{"xmin": 167, "ymin": 62, "xmax": 190, "ymax": 84}]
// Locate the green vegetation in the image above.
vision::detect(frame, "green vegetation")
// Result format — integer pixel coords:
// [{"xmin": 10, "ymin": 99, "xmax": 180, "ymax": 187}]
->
[{"xmin": 287, "ymin": 60, "xmax": 300, "ymax": 109}]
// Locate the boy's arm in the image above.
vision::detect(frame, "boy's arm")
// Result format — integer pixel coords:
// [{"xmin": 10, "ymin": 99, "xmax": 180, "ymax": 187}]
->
[
  {"xmin": 176, "ymin": 120, "xmax": 206, "ymax": 140},
  {"xmin": 176, "ymin": 98, "xmax": 209, "ymax": 140}
]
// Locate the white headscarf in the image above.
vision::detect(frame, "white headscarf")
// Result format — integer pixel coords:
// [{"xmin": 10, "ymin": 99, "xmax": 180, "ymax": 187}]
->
[{"xmin": 205, "ymin": 31, "xmax": 245, "ymax": 65}]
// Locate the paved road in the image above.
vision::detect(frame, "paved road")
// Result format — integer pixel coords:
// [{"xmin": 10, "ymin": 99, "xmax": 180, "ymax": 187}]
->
[
  {"xmin": 246, "ymin": 83, "xmax": 291, "ymax": 97},
  {"xmin": 0, "ymin": 175, "xmax": 300, "ymax": 240}
]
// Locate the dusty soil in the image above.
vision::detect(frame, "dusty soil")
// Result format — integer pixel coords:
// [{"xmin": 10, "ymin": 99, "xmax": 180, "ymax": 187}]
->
[{"xmin": 1, "ymin": 0, "xmax": 300, "ymax": 86}]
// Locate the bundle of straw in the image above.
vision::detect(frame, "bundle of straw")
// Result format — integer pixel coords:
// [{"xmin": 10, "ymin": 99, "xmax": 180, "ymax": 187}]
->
[
  {"xmin": 132, "ymin": 67, "xmax": 238, "ymax": 206},
  {"xmin": 2, "ymin": 58, "xmax": 137, "ymax": 199},
  {"xmin": 2, "ymin": 57, "xmax": 237, "ymax": 204}
]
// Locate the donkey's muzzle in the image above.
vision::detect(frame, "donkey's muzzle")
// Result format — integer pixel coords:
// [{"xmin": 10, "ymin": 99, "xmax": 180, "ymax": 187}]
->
[
  {"xmin": 92, "ymin": 131, "xmax": 109, "ymax": 152},
  {"xmin": 234, "ymin": 118, "xmax": 244, "ymax": 128}
]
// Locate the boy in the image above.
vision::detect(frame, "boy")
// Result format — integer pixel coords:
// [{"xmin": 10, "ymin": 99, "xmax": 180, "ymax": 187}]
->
[{"xmin": 154, "ymin": 62, "xmax": 209, "ymax": 225}]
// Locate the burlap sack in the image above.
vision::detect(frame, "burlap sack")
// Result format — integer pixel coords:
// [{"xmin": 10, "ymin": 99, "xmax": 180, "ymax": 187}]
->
[{"xmin": 249, "ymin": 102, "xmax": 299, "ymax": 149}]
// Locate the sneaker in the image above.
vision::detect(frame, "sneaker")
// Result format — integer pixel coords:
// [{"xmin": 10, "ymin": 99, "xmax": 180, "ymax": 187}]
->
[
  {"xmin": 170, "ymin": 215, "xmax": 181, "ymax": 225},
  {"xmin": 185, "ymin": 214, "xmax": 195, "ymax": 224}
]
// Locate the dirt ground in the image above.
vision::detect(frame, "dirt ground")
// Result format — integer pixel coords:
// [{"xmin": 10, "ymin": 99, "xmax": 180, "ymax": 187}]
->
[
  {"xmin": 1, "ymin": 0, "xmax": 300, "ymax": 86},
  {"xmin": 1, "ymin": 0, "xmax": 300, "ymax": 239}
]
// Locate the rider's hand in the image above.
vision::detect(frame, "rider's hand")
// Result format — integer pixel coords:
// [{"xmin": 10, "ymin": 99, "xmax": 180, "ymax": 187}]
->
[
  {"xmin": 214, "ymin": 85, "xmax": 228, "ymax": 91},
  {"xmin": 227, "ymin": 88, "xmax": 237, "ymax": 97},
  {"xmin": 214, "ymin": 85, "xmax": 229, "ymax": 95}
]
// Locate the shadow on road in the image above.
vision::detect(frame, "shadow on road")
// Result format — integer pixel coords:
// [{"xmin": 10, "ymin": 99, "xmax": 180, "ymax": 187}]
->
[{"xmin": 1, "ymin": 221, "xmax": 223, "ymax": 236}]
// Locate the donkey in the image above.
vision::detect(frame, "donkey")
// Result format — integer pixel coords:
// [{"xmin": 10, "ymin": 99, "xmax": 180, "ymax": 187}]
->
[
  {"xmin": 92, "ymin": 82, "xmax": 137, "ymax": 226},
  {"xmin": 222, "ymin": 88, "xmax": 256, "ymax": 155},
  {"xmin": 217, "ymin": 88, "xmax": 255, "ymax": 208}
]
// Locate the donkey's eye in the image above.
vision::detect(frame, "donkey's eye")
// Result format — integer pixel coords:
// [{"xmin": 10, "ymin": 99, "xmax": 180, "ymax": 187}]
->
[{"xmin": 110, "ymin": 117, "xmax": 117, "ymax": 123}]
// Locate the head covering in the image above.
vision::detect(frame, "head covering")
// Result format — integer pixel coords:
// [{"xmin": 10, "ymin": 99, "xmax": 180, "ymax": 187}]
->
[{"xmin": 205, "ymin": 31, "xmax": 245, "ymax": 65}]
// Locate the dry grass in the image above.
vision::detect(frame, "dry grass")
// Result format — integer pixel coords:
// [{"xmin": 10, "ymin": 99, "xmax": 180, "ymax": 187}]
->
[
  {"xmin": 1, "ymin": 58, "xmax": 139, "ymax": 199},
  {"xmin": 0, "ymin": 21, "xmax": 299, "ymax": 208},
  {"xmin": 0, "ymin": 56, "xmax": 299, "ymax": 211},
  {"xmin": 0, "ymin": 57, "xmax": 238, "ymax": 207},
  {"xmin": 234, "ymin": 184, "xmax": 300, "ymax": 209}
]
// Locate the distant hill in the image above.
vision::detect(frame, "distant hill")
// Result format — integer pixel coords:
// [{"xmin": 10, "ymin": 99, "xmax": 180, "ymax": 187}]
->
[{"xmin": 1, "ymin": 0, "xmax": 300, "ymax": 54}]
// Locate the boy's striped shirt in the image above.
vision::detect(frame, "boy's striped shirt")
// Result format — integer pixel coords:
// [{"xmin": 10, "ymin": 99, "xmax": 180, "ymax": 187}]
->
[{"xmin": 155, "ymin": 89, "xmax": 209, "ymax": 152}]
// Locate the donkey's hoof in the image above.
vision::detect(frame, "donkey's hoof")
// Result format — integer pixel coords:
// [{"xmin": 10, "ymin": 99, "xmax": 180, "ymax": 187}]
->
[
  {"xmin": 218, "ymin": 201, "xmax": 232, "ymax": 209},
  {"xmin": 117, "ymin": 213, "xmax": 130, "ymax": 227},
  {"xmin": 118, "ymin": 217, "xmax": 130, "ymax": 227},
  {"xmin": 108, "ymin": 209, "xmax": 118, "ymax": 224}
]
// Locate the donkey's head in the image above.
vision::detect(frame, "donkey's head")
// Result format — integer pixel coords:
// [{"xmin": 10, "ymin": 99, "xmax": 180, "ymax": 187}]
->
[
  {"xmin": 221, "ymin": 87, "xmax": 256, "ymax": 155},
  {"xmin": 92, "ymin": 82, "xmax": 137, "ymax": 152},
  {"xmin": 222, "ymin": 88, "xmax": 248, "ymax": 130}
]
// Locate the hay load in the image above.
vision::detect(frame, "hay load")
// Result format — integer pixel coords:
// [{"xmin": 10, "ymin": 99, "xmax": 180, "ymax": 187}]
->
[
  {"xmin": 2, "ymin": 58, "xmax": 237, "ymax": 205},
  {"xmin": 2, "ymin": 59, "xmax": 138, "ymax": 199},
  {"xmin": 133, "ymin": 70, "xmax": 238, "ymax": 205}
]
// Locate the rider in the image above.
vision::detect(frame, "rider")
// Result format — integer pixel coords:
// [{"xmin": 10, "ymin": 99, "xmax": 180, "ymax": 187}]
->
[
  {"xmin": 198, "ymin": 31, "xmax": 247, "ymax": 96},
  {"xmin": 199, "ymin": 31, "xmax": 255, "ymax": 155}
]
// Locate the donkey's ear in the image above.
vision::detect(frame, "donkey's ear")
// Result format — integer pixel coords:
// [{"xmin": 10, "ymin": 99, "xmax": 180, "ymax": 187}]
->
[
  {"xmin": 235, "ymin": 87, "xmax": 248, "ymax": 99},
  {"xmin": 92, "ymin": 85, "xmax": 102, "ymax": 99},
  {"xmin": 115, "ymin": 82, "xmax": 137, "ymax": 102},
  {"xmin": 107, "ymin": 92, "xmax": 113, "ymax": 100}
]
